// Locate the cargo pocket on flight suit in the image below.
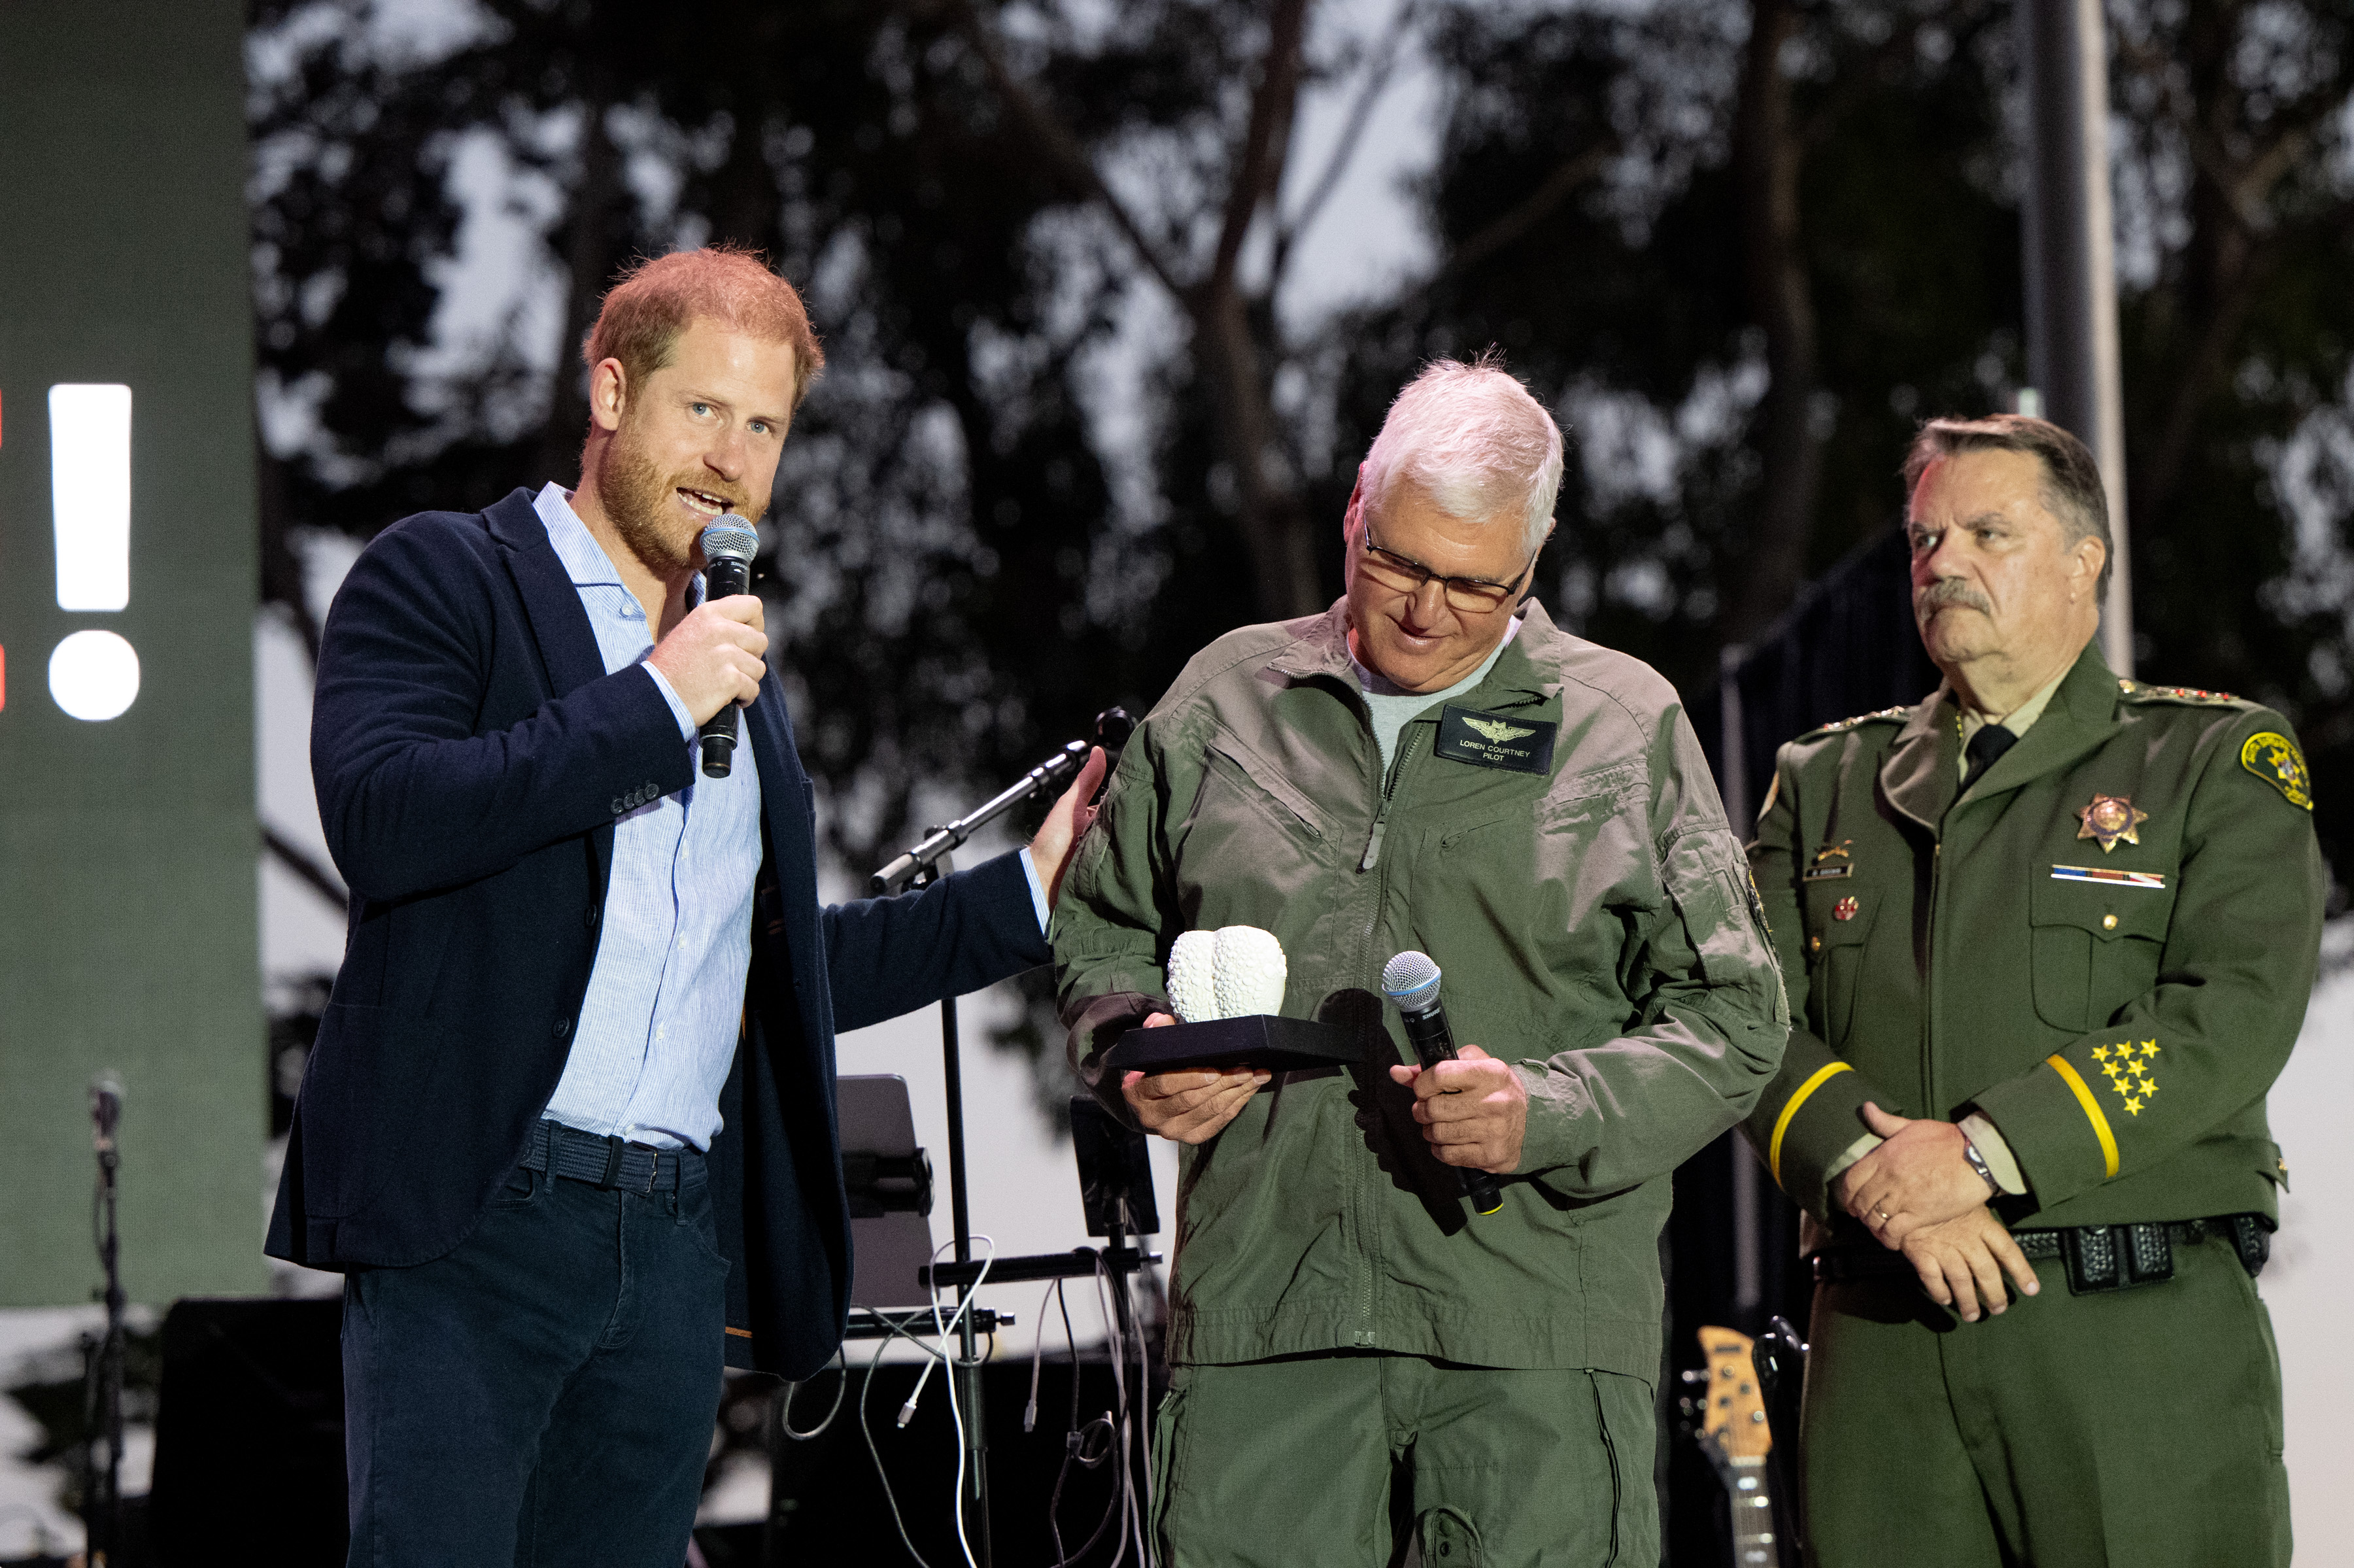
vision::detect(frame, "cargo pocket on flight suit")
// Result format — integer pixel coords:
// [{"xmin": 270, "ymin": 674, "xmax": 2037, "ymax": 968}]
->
[{"xmin": 2028, "ymin": 869, "xmax": 2175, "ymax": 1031}]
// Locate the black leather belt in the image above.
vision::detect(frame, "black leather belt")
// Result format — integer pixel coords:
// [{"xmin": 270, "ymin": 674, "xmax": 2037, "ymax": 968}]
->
[
  {"xmin": 522, "ymin": 1119, "xmax": 691, "ymax": 1194},
  {"xmin": 1814, "ymin": 1212, "xmax": 2273, "ymax": 1295}
]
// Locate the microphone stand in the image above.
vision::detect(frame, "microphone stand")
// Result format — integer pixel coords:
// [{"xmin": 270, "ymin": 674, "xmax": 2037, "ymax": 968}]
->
[
  {"xmin": 85, "ymin": 1085, "xmax": 125, "ymax": 1568},
  {"xmin": 868, "ymin": 708, "xmax": 1133, "ymax": 1568}
]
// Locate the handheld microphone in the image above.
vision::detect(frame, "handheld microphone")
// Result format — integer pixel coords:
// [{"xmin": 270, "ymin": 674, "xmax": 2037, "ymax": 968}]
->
[
  {"xmin": 1378, "ymin": 952, "xmax": 1504, "ymax": 1216},
  {"xmin": 696, "ymin": 519, "xmax": 761, "ymax": 778}
]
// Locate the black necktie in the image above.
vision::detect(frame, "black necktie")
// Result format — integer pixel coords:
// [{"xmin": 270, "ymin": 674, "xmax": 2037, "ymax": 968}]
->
[{"xmin": 1961, "ymin": 723, "xmax": 2019, "ymax": 793}]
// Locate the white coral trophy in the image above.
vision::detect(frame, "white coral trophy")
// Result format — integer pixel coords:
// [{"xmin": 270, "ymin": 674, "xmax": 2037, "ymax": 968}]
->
[
  {"xmin": 1165, "ymin": 929, "xmax": 1220, "ymax": 1023},
  {"xmin": 1211, "ymin": 925, "xmax": 1288, "ymax": 1019}
]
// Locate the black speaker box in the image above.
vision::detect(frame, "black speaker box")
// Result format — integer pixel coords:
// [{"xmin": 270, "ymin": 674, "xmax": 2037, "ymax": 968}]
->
[{"xmin": 148, "ymin": 1297, "xmax": 347, "ymax": 1565}]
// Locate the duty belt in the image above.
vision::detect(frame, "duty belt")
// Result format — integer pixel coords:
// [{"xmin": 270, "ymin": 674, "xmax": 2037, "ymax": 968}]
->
[
  {"xmin": 522, "ymin": 1119, "xmax": 689, "ymax": 1194},
  {"xmin": 1813, "ymin": 1212, "xmax": 2274, "ymax": 1296}
]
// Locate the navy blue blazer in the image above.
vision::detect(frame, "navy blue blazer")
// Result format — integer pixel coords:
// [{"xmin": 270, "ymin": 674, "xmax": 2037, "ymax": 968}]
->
[{"xmin": 265, "ymin": 488, "xmax": 1048, "ymax": 1378}]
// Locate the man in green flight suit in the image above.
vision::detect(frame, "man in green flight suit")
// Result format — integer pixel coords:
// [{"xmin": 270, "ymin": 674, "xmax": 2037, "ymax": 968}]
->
[
  {"xmin": 1055, "ymin": 357, "xmax": 1790, "ymax": 1566},
  {"xmin": 1745, "ymin": 413, "xmax": 2322, "ymax": 1566}
]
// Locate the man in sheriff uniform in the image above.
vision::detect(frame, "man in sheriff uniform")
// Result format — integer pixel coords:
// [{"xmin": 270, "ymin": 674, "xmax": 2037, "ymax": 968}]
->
[
  {"xmin": 1745, "ymin": 413, "xmax": 2322, "ymax": 1566},
  {"xmin": 1055, "ymin": 358, "xmax": 1789, "ymax": 1565}
]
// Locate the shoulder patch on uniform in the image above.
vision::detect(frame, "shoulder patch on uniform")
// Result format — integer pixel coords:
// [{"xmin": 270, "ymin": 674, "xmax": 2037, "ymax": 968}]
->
[
  {"xmin": 1800, "ymin": 706, "xmax": 1912, "ymax": 740},
  {"xmin": 2119, "ymin": 679, "xmax": 2244, "ymax": 706},
  {"xmin": 2240, "ymin": 730, "xmax": 2313, "ymax": 810}
]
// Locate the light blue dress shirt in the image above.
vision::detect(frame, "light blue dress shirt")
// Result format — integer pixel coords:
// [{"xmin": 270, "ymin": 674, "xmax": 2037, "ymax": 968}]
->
[
  {"xmin": 530, "ymin": 485, "xmax": 1053, "ymax": 1152},
  {"xmin": 535, "ymin": 483, "xmax": 762, "ymax": 1151}
]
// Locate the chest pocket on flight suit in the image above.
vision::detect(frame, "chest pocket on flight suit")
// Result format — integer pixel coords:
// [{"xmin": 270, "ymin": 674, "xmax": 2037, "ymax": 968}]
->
[
  {"xmin": 2028, "ymin": 870, "xmax": 2176, "ymax": 1031},
  {"xmin": 1176, "ymin": 730, "xmax": 1331, "ymax": 928},
  {"xmin": 1803, "ymin": 880, "xmax": 1877, "ymax": 1050}
]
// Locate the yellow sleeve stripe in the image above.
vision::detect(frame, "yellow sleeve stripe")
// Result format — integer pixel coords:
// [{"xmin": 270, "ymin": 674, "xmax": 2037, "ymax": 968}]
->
[
  {"xmin": 1769, "ymin": 1061, "xmax": 1854, "ymax": 1187},
  {"xmin": 2046, "ymin": 1055, "xmax": 2120, "ymax": 1179}
]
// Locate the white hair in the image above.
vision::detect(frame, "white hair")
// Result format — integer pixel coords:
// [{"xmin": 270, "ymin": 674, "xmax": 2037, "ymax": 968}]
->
[{"xmin": 1359, "ymin": 356, "xmax": 1564, "ymax": 554}]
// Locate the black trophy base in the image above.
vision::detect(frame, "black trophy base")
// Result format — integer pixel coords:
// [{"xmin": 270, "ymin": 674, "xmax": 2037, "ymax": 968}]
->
[{"xmin": 1104, "ymin": 1014, "xmax": 1361, "ymax": 1076}]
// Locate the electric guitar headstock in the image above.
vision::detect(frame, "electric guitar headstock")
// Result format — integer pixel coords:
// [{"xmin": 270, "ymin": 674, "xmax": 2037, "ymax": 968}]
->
[
  {"xmin": 1682, "ymin": 1325, "xmax": 1779, "ymax": 1567},
  {"xmin": 1697, "ymin": 1325, "xmax": 1772, "ymax": 1460}
]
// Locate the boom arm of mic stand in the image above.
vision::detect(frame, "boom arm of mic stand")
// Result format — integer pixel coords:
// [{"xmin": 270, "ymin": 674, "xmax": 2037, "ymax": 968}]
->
[
  {"xmin": 869, "ymin": 741, "xmax": 1086, "ymax": 895},
  {"xmin": 867, "ymin": 707, "xmax": 1134, "ymax": 895}
]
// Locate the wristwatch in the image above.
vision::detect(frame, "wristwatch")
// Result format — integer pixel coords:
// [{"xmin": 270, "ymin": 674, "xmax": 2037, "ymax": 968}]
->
[{"xmin": 1961, "ymin": 1137, "xmax": 2002, "ymax": 1197}]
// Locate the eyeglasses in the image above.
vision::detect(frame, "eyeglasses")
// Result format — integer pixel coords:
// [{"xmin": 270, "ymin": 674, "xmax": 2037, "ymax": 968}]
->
[{"xmin": 1356, "ymin": 523, "xmax": 1537, "ymax": 614}]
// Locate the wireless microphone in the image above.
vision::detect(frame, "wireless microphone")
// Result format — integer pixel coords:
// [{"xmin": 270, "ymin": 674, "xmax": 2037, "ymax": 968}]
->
[
  {"xmin": 696, "ymin": 519, "xmax": 761, "ymax": 778},
  {"xmin": 1378, "ymin": 951, "xmax": 1505, "ymax": 1216}
]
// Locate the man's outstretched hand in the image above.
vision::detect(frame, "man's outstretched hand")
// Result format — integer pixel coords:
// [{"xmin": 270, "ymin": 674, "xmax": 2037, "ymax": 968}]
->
[{"xmin": 1030, "ymin": 746, "xmax": 1108, "ymax": 910}]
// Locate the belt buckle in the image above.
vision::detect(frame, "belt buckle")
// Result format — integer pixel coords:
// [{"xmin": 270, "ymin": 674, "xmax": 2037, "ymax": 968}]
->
[{"xmin": 626, "ymin": 1139, "xmax": 660, "ymax": 1194}]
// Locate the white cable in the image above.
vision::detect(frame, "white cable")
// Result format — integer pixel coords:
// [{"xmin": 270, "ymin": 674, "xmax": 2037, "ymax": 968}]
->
[
  {"xmin": 858, "ymin": 1311, "xmax": 947, "ymax": 1568},
  {"xmin": 780, "ymin": 1348, "xmax": 849, "ymax": 1440},
  {"xmin": 1027, "ymin": 1276, "xmax": 1067, "ymax": 1433},
  {"xmin": 930, "ymin": 1234, "xmax": 997, "ymax": 1568}
]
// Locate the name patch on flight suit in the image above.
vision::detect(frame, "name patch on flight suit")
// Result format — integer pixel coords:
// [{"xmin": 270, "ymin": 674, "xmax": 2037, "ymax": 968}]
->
[{"xmin": 1436, "ymin": 706, "xmax": 1557, "ymax": 775}]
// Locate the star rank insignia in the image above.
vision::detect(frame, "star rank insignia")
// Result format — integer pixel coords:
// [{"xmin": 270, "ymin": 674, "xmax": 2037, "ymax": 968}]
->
[
  {"xmin": 2075, "ymin": 793, "xmax": 2148, "ymax": 852},
  {"xmin": 2094, "ymin": 1040, "xmax": 2161, "ymax": 1115}
]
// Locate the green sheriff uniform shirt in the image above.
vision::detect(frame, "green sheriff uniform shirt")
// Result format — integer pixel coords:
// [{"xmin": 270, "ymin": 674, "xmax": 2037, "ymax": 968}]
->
[
  {"xmin": 1744, "ymin": 643, "xmax": 2323, "ymax": 1235},
  {"xmin": 1054, "ymin": 599, "xmax": 1790, "ymax": 1376}
]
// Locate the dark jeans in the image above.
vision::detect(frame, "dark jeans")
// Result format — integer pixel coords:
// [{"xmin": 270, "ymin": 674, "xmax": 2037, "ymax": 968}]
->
[{"xmin": 341, "ymin": 1150, "xmax": 730, "ymax": 1568}]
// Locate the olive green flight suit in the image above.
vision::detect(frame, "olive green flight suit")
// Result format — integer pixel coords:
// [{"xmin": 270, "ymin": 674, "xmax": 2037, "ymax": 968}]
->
[
  {"xmin": 1742, "ymin": 644, "xmax": 2323, "ymax": 1566},
  {"xmin": 1055, "ymin": 600, "xmax": 1790, "ymax": 1565}
]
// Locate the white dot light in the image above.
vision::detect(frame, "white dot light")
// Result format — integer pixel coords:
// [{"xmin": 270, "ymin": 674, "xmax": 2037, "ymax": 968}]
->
[{"xmin": 49, "ymin": 630, "xmax": 141, "ymax": 721}]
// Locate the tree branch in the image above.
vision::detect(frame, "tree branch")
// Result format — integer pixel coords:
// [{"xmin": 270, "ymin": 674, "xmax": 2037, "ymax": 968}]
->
[
  {"xmin": 944, "ymin": 0, "xmax": 1189, "ymax": 299},
  {"xmin": 1439, "ymin": 144, "xmax": 1614, "ymax": 279},
  {"xmin": 1725, "ymin": 0, "xmax": 1823, "ymax": 645},
  {"xmin": 1208, "ymin": 0, "xmax": 1312, "ymax": 295},
  {"xmin": 1274, "ymin": 0, "xmax": 1422, "ymax": 279}
]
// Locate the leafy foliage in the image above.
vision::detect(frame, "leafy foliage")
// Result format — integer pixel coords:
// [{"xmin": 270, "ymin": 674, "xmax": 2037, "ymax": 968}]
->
[{"xmin": 248, "ymin": 0, "xmax": 2354, "ymax": 910}]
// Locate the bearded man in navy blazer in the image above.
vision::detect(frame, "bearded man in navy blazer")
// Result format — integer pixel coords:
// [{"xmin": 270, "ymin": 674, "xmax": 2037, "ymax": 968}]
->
[{"xmin": 265, "ymin": 246, "xmax": 1105, "ymax": 1567}]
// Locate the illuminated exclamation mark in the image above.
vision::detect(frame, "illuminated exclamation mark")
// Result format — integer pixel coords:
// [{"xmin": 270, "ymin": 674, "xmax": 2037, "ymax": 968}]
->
[{"xmin": 47, "ymin": 383, "xmax": 140, "ymax": 721}]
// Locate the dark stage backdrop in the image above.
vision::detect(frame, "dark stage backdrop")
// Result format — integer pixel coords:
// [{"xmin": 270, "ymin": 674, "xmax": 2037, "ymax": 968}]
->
[
  {"xmin": 1660, "ymin": 525, "xmax": 1941, "ymax": 1561},
  {"xmin": 0, "ymin": 0, "xmax": 264, "ymax": 1302}
]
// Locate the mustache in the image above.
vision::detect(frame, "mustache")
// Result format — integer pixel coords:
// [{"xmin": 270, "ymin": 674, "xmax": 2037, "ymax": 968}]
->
[{"xmin": 1915, "ymin": 577, "xmax": 1991, "ymax": 617}]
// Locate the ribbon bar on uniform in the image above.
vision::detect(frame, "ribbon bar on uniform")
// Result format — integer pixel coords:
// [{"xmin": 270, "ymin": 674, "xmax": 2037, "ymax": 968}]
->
[{"xmin": 2049, "ymin": 865, "xmax": 2166, "ymax": 889}]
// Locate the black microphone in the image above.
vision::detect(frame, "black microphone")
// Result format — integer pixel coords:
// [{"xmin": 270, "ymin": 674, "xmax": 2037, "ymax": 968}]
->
[
  {"xmin": 696, "ymin": 519, "xmax": 761, "ymax": 778},
  {"xmin": 90, "ymin": 1071, "xmax": 122, "ymax": 1155},
  {"xmin": 1379, "ymin": 951, "xmax": 1504, "ymax": 1216}
]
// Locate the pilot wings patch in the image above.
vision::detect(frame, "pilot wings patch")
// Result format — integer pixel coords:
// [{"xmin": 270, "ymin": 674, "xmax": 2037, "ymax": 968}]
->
[
  {"xmin": 1437, "ymin": 705, "xmax": 1557, "ymax": 775},
  {"xmin": 1464, "ymin": 717, "xmax": 1536, "ymax": 745}
]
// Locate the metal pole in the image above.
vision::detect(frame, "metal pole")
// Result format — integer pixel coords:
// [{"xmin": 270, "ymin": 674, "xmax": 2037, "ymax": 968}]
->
[
  {"xmin": 1718, "ymin": 645, "xmax": 1763, "ymax": 1321},
  {"xmin": 2018, "ymin": 0, "xmax": 2132, "ymax": 675},
  {"xmin": 938, "ymin": 989, "xmax": 994, "ymax": 1565}
]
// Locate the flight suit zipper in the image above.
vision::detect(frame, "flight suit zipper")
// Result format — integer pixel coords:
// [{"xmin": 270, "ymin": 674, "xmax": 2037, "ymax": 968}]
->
[{"xmin": 1352, "ymin": 723, "xmax": 1422, "ymax": 1347}]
